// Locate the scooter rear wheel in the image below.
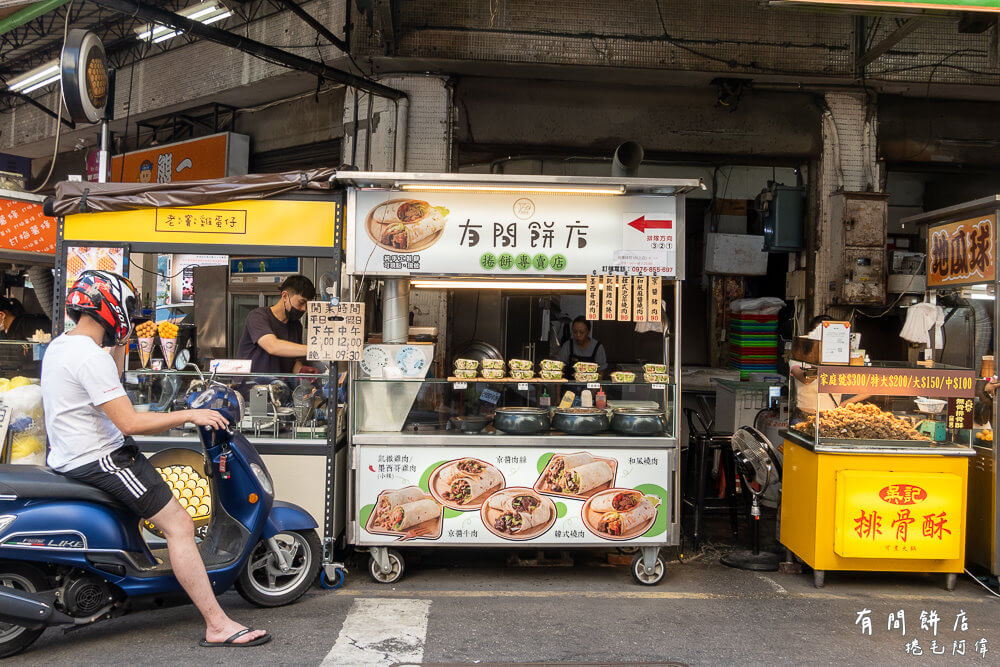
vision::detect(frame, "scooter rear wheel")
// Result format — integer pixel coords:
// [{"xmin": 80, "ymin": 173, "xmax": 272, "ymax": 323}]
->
[
  {"xmin": 236, "ymin": 529, "xmax": 321, "ymax": 607},
  {"xmin": 0, "ymin": 563, "xmax": 48, "ymax": 658}
]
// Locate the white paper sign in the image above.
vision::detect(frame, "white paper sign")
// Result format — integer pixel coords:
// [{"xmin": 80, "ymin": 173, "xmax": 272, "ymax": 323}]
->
[
  {"xmin": 820, "ymin": 321, "xmax": 851, "ymax": 365},
  {"xmin": 351, "ymin": 190, "xmax": 679, "ymax": 277}
]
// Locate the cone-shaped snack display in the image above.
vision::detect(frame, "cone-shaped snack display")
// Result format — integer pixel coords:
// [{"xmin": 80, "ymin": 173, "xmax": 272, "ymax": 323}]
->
[
  {"xmin": 157, "ymin": 321, "xmax": 179, "ymax": 369},
  {"xmin": 134, "ymin": 321, "xmax": 158, "ymax": 368}
]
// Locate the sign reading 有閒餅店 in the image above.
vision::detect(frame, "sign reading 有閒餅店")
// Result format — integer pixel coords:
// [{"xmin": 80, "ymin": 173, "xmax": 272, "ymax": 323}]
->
[
  {"xmin": 350, "ymin": 190, "xmax": 680, "ymax": 277},
  {"xmin": 927, "ymin": 215, "xmax": 995, "ymax": 287},
  {"xmin": 834, "ymin": 470, "xmax": 964, "ymax": 560},
  {"xmin": 817, "ymin": 366, "xmax": 975, "ymax": 398}
]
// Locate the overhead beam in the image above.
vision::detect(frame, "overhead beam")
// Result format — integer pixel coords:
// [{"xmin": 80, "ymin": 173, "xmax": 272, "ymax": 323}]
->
[
  {"xmin": 274, "ymin": 0, "xmax": 348, "ymax": 53},
  {"xmin": 856, "ymin": 16, "xmax": 929, "ymax": 70},
  {"xmin": 89, "ymin": 0, "xmax": 405, "ymax": 99},
  {"xmin": 0, "ymin": 0, "xmax": 70, "ymax": 37},
  {"xmin": 0, "ymin": 91, "xmax": 76, "ymax": 128}
]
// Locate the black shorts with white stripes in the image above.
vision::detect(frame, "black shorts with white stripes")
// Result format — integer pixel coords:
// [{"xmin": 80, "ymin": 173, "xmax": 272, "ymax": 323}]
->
[{"xmin": 62, "ymin": 442, "xmax": 174, "ymax": 519}]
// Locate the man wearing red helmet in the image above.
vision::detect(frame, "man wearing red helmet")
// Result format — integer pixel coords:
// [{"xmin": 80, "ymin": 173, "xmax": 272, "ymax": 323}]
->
[{"xmin": 41, "ymin": 271, "xmax": 269, "ymax": 647}]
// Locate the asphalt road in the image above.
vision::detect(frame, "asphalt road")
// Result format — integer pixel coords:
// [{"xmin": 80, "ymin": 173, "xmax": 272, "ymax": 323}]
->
[{"xmin": 8, "ymin": 546, "xmax": 998, "ymax": 666}]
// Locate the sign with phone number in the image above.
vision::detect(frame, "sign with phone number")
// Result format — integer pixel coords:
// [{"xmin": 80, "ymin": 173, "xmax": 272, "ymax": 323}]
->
[{"xmin": 817, "ymin": 366, "xmax": 975, "ymax": 398}]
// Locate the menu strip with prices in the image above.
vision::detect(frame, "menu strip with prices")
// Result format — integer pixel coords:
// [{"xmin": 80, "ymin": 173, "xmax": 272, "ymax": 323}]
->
[
  {"xmin": 648, "ymin": 277, "xmax": 662, "ymax": 323},
  {"xmin": 633, "ymin": 275, "xmax": 648, "ymax": 322},
  {"xmin": 586, "ymin": 274, "xmax": 600, "ymax": 321},
  {"xmin": 602, "ymin": 275, "xmax": 617, "ymax": 320},
  {"xmin": 617, "ymin": 276, "xmax": 632, "ymax": 321}
]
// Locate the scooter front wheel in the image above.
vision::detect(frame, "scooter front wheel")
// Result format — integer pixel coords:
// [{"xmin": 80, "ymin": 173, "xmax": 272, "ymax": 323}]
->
[
  {"xmin": 236, "ymin": 529, "xmax": 322, "ymax": 607},
  {"xmin": 0, "ymin": 563, "xmax": 48, "ymax": 658}
]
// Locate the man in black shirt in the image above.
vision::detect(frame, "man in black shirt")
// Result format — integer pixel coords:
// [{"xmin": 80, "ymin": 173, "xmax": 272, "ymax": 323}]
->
[
  {"xmin": 0, "ymin": 296, "xmax": 51, "ymax": 341},
  {"xmin": 237, "ymin": 275, "xmax": 316, "ymax": 374}
]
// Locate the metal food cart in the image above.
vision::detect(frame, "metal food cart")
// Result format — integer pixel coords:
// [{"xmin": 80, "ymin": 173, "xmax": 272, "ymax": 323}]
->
[
  {"xmin": 46, "ymin": 173, "xmax": 349, "ymax": 584},
  {"xmin": 901, "ymin": 197, "xmax": 1000, "ymax": 579},
  {"xmin": 340, "ymin": 172, "xmax": 701, "ymax": 585}
]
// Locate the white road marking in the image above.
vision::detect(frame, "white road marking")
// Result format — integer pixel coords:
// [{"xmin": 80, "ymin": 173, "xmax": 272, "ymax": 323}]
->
[
  {"xmin": 323, "ymin": 597, "xmax": 431, "ymax": 666},
  {"xmin": 755, "ymin": 573, "xmax": 788, "ymax": 594}
]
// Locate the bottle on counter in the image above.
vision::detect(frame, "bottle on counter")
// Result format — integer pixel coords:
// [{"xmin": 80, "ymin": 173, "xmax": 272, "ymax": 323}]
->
[
  {"xmin": 595, "ymin": 388, "xmax": 607, "ymax": 410},
  {"xmin": 581, "ymin": 389, "xmax": 593, "ymax": 408},
  {"xmin": 539, "ymin": 389, "xmax": 551, "ymax": 408}
]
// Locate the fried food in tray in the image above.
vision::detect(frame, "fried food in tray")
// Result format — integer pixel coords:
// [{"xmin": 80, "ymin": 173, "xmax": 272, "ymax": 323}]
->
[{"xmin": 793, "ymin": 402, "xmax": 930, "ymax": 441}]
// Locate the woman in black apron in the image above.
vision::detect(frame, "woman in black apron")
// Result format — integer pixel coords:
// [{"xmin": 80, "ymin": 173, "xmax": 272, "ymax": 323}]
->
[{"xmin": 558, "ymin": 316, "xmax": 607, "ymax": 373}]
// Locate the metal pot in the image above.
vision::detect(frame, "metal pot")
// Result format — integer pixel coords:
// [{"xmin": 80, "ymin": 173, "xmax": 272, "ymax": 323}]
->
[
  {"xmin": 611, "ymin": 407, "xmax": 667, "ymax": 436},
  {"xmin": 449, "ymin": 415, "xmax": 493, "ymax": 433},
  {"xmin": 493, "ymin": 407, "xmax": 551, "ymax": 434},
  {"xmin": 551, "ymin": 407, "xmax": 610, "ymax": 435}
]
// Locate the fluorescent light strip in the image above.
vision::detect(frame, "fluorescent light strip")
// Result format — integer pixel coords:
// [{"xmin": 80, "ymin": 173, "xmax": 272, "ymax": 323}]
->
[
  {"xmin": 21, "ymin": 74, "xmax": 61, "ymax": 94},
  {"xmin": 202, "ymin": 10, "xmax": 231, "ymax": 24},
  {"xmin": 137, "ymin": 4, "xmax": 229, "ymax": 42},
  {"xmin": 8, "ymin": 64, "xmax": 59, "ymax": 91},
  {"xmin": 411, "ymin": 280, "xmax": 586, "ymax": 291},
  {"xmin": 399, "ymin": 184, "xmax": 625, "ymax": 195}
]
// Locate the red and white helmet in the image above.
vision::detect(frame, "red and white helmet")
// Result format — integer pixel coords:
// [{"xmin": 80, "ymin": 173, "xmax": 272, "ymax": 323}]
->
[{"xmin": 66, "ymin": 270, "xmax": 139, "ymax": 346}]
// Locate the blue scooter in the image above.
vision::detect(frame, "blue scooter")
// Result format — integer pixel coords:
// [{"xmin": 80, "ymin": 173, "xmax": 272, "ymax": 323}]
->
[{"xmin": 0, "ymin": 384, "xmax": 322, "ymax": 657}]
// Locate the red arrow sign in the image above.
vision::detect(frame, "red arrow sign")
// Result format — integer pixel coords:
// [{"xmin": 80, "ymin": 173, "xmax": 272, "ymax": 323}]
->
[{"xmin": 628, "ymin": 215, "xmax": 672, "ymax": 233}]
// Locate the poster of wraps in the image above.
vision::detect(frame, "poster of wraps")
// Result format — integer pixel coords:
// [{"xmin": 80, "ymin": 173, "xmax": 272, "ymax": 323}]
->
[
  {"xmin": 350, "ymin": 190, "xmax": 679, "ymax": 277},
  {"xmin": 357, "ymin": 446, "xmax": 673, "ymax": 545}
]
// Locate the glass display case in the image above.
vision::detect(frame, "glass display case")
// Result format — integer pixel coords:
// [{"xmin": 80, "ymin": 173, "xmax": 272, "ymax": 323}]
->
[
  {"xmin": 787, "ymin": 361, "xmax": 976, "ymax": 454},
  {"xmin": 124, "ymin": 370, "xmax": 343, "ymax": 443},
  {"xmin": 0, "ymin": 339, "xmax": 44, "ymax": 381},
  {"xmin": 351, "ymin": 377, "xmax": 675, "ymax": 445}
]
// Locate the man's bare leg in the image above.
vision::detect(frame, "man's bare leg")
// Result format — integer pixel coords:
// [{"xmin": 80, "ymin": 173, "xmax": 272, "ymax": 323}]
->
[{"xmin": 150, "ymin": 499, "xmax": 267, "ymax": 644}]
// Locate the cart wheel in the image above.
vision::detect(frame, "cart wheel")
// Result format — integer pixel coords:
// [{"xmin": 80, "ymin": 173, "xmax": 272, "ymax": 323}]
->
[
  {"xmin": 369, "ymin": 549, "xmax": 405, "ymax": 584},
  {"xmin": 631, "ymin": 553, "xmax": 665, "ymax": 586},
  {"xmin": 944, "ymin": 573, "xmax": 958, "ymax": 592},
  {"xmin": 321, "ymin": 567, "xmax": 345, "ymax": 590},
  {"xmin": 813, "ymin": 569, "xmax": 825, "ymax": 588}
]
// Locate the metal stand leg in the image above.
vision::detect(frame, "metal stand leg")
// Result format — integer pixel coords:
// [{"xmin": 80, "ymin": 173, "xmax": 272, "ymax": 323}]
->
[
  {"xmin": 721, "ymin": 445, "xmax": 739, "ymax": 537},
  {"xmin": 371, "ymin": 546, "xmax": 391, "ymax": 574},
  {"xmin": 641, "ymin": 546, "xmax": 659, "ymax": 575},
  {"xmin": 945, "ymin": 573, "xmax": 957, "ymax": 591},
  {"xmin": 693, "ymin": 436, "xmax": 707, "ymax": 547}
]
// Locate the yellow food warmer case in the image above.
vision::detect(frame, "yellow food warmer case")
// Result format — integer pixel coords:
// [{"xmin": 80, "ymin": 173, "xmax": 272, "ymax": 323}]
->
[
  {"xmin": 781, "ymin": 362, "xmax": 976, "ymax": 589},
  {"xmin": 340, "ymin": 172, "xmax": 702, "ymax": 585}
]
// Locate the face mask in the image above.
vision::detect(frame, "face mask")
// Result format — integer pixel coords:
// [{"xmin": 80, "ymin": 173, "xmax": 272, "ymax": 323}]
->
[{"xmin": 285, "ymin": 296, "xmax": 305, "ymax": 322}]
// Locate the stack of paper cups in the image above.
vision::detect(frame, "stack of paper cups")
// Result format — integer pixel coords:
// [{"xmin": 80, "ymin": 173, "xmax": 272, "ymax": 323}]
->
[
  {"xmin": 160, "ymin": 337, "xmax": 177, "ymax": 369},
  {"xmin": 138, "ymin": 337, "xmax": 155, "ymax": 368}
]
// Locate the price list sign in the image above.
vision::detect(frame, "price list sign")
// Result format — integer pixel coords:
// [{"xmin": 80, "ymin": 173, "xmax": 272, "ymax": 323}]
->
[
  {"xmin": 947, "ymin": 397, "xmax": 973, "ymax": 430},
  {"xmin": 617, "ymin": 275, "xmax": 632, "ymax": 321},
  {"xmin": 586, "ymin": 274, "xmax": 600, "ymax": 321},
  {"xmin": 633, "ymin": 275, "xmax": 648, "ymax": 322},
  {"xmin": 602, "ymin": 275, "xmax": 617, "ymax": 320},
  {"xmin": 306, "ymin": 301, "xmax": 365, "ymax": 361},
  {"xmin": 648, "ymin": 277, "xmax": 662, "ymax": 323}
]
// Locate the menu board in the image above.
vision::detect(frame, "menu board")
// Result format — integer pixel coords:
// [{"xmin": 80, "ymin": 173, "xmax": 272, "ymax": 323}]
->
[
  {"xmin": 633, "ymin": 275, "xmax": 648, "ymax": 322},
  {"xmin": 357, "ymin": 445, "xmax": 672, "ymax": 545},
  {"xmin": 817, "ymin": 366, "xmax": 975, "ymax": 398},
  {"xmin": 306, "ymin": 301, "xmax": 364, "ymax": 362},
  {"xmin": 617, "ymin": 276, "xmax": 632, "ymax": 321},
  {"xmin": 585, "ymin": 274, "xmax": 600, "ymax": 321},
  {"xmin": 602, "ymin": 275, "xmax": 616, "ymax": 320},
  {"xmin": 927, "ymin": 215, "xmax": 995, "ymax": 288},
  {"xmin": 648, "ymin": 277, "xmax": 662, "ymax": 323},
  {"xmin": 820, "ymin": 321, "xmax": 851, "ymax": 365}
]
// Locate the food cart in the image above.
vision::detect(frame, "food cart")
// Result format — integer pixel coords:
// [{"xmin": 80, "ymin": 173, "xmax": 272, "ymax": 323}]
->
[
  {"xmin": 46, "ymin": 172, "xmax": 349, "ymax": 583},
  {"xmin": 782, "ymin": 357, "xmax": 976, "ymax": 589},
  {"xmin": 339, "ymin": 172, "xmax": 702, "ymax": 585},
  {"xmin": 900, "ymin": 197, "xmax": 1000, "ymax": 580}
]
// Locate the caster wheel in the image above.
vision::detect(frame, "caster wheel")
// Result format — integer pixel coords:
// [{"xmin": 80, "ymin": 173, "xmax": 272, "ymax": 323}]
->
[
  {"xmin": 813, "ymin": 569, "xmax": 825, "ymax": 588},
  {"xmin": 945, "ymin": 573, "xmax": 957, "ymax": 592},
  {"xmin": 369, "ymin": 549, "xmax": 405, "ymax": 584},
  {"xmin": 321, "ymin": 568, "xmax": 346, "ymax": 590},
  {"xmin": 631, "ymin": 553, "xmax": 666, "ymax": 586}
]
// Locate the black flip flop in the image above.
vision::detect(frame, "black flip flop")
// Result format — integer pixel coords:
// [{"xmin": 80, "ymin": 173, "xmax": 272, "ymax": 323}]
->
[{"xmin": 200, "ymin": 628, "xmax": 272, "ymax": 647}]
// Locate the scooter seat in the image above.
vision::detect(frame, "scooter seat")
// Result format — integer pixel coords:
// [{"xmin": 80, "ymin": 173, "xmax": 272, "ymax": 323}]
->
[{"xmin": 0, "ymin": 465, "xmax": 128, "ymax": 510}]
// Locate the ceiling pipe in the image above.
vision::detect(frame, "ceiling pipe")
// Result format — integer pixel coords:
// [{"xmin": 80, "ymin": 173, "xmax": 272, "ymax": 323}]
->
[
  {"xmin": 0, "ymin": 0, "xmax": 71, "ymax": 38},
  {"xmin": 611, "ymin": 140, "xmax": 644, "ymax": 177},
  {"xmin": 88, "ymin": 0, "xmax": 405, "ymax": 100}
]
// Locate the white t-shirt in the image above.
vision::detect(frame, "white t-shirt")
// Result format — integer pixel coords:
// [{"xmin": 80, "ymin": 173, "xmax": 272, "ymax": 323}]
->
[{"xmin": 41, "ymin": 335, "xmax": 127, "ymax": 472}]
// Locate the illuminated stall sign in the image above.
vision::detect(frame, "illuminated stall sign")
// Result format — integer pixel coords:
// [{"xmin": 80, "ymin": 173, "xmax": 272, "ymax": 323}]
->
[
  {"xmin": 817, "ymin": 366, "xmax": 975, "ymax": 398},
  {"xmin": 927, "ymin": 215, "xmax": 995, "ymax": 287}
]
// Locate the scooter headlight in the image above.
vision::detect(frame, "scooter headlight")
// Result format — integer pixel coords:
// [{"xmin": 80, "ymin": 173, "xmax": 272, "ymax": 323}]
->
[
  {"xmin": 250, "ymin": 463, "xmax": 273, "ymax": 497},
  {"xmin": 0, "ymin": 515, "xmax": 16, "ymax": 535}
]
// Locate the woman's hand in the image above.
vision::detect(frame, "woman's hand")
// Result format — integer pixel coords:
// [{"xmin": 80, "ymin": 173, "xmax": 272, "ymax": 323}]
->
[{"xmin": 186, "ymin": 409, "xmax": 230, "ymax": 430}]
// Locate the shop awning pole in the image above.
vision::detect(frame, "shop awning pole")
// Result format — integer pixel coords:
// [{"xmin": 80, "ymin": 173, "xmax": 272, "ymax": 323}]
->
[
  {"xmin": 89, "ymin": 0, "xmax": 406, "ymax": 101},
  {"xmin": 0, "ymin": 0, "xmax": 71, "ymax": 38}
]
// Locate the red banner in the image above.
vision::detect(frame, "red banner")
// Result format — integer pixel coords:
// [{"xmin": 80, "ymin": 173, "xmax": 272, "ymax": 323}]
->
[{"xmin": 0, "ymin": 197, "xmax": 56, "ymax": 255}]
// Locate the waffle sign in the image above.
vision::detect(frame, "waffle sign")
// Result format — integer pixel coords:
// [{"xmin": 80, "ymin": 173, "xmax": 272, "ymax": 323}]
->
[{"xmin": 927, "ymin": 215, "xmax": 995, "ymax": 287}]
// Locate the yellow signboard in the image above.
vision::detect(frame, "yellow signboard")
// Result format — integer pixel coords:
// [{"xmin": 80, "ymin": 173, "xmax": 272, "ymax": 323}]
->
[
  {"xmin": 63, "ymin": 199, "xmax": 338, "ymax": 249},
  {"xmin": 834, "ymin": 470, "xmax": 964, "ymax": 559}
]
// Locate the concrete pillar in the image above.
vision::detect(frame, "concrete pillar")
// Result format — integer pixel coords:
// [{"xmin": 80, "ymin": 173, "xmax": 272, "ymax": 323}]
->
[{"xmin": 809, "ymin": 91, "xmax": 881, "ymax": 318}]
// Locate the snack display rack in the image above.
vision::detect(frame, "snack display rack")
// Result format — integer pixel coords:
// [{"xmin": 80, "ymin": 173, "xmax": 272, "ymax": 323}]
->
[
  {"xmin": 901, "ymin": 196, "xmax": 1000, "ymax": 579},
  {"xmin": 340, "ymin": 172, "xmax": 702, "ymax": 585}
]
